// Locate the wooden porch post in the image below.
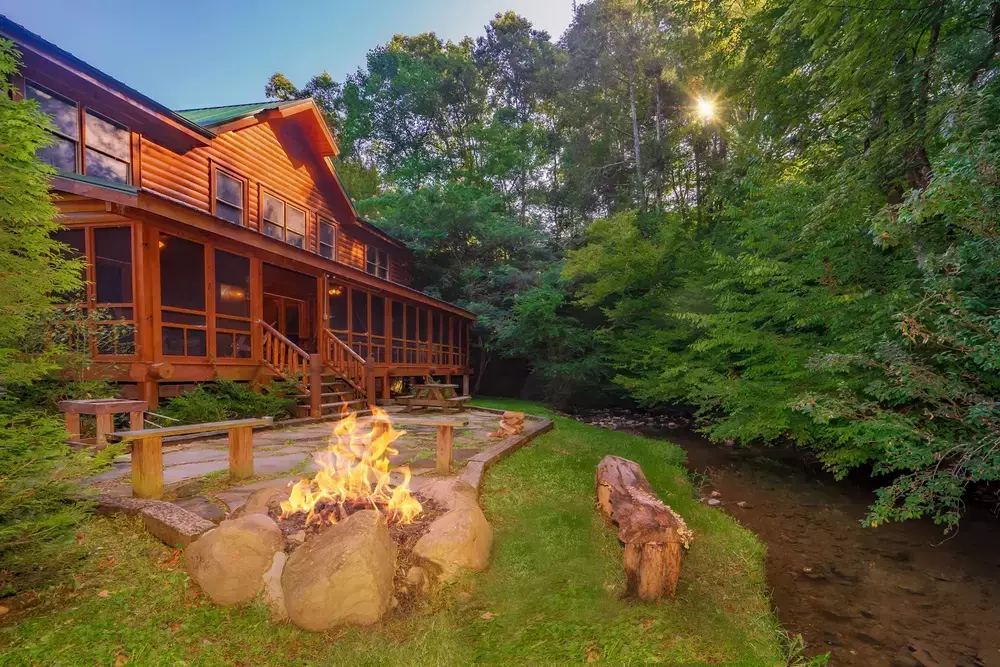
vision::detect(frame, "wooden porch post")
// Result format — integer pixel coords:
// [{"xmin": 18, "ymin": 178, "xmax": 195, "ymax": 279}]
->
[
  {"xmin": 365, "ymin": 364, "xmax": 377, "ymax": 409},
  {"xmin": 309, "ymin": 353, "xmax": 322, "ymax": 418},
  {"xmin": 463, "ymin": 374, "xmax": 470, "ymax": 396}
]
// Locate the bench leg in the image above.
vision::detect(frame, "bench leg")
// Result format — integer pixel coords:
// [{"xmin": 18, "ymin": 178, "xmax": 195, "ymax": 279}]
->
[
  {"xmin": 436, "ymin": 425, "xmax": 454, "ymax": 475},
  {"xmin": 129, "ymin": 411, "xmax": 144, "ymax": 431},
  {"xmin": 95, "ymin": 413, "xmax": 114, "ymax": 450},
  {"xmin": 64, "ymin": 412, "xmax": 81, "ymax": 441},
  {"xmin": 132, "ymin": 436, "xmax": 163, "ymax": 499},
  {"xmin": 229, "ymin": 426, "xmax": 254, "ymax": 480}
]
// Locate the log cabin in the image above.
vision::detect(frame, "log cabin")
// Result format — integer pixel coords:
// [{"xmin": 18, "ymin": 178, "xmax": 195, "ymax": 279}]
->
[{"xmin": 0, "ymin": 16, "xmax": 475, "ymax": 414}]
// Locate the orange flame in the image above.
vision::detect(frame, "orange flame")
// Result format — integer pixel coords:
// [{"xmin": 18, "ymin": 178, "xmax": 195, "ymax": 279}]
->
[{"xmin": 280, "ymin": 407, "xmax": 422, "ymax": 525}]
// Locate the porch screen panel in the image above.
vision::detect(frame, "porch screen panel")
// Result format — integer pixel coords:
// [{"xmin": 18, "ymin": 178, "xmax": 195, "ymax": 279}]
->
[
  {"xmin": 391, "ymin": 300, "xmax": 404, "ymax": 364},
  {"xmin": 431, "ymin": 312, "xmax": 443, "ymax": 364},
  {"xmin": 160, "ymin": 234, "xmax": 207, "ymax": 357},
  {"xmin": 93, "ymin": 227, "xmax": 135, "ymax": 355},
  {"xmin": 350, "ymin": 288, "xmax": 368, "ymax": 360},
  {"xmin": 214, "ymin": 250, "xmax": 251, "ymax": 358},
  {"xmin": 328, "ymin": 286, "xmax": 348, "ymax": 342},
  {"xmin": 406, "ymin": 304, "xmax": 418, "ymax": 364},
  {"xmin": 370, "ymin": 295, "xmax": 385, "ymax": 363}
]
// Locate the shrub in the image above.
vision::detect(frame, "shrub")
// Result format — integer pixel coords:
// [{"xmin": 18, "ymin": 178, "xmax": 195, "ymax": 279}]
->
[{"xmin": 159, "ymin": 379, "xmax": 297, "ymax": 425}]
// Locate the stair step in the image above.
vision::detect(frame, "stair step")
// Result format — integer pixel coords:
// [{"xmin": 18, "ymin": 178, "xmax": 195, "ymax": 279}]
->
[
  {"xmin": 293, "ymin": 391, "xmax": 355, "ymax": 400},
  {"xmin": 294, "ymin": 398, "xmax": 367, "ymax": 418}
]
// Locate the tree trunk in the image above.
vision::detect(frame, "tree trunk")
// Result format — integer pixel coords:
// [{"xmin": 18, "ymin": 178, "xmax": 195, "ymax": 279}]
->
[
  {"xmin": 595, "ymin": 455, "xmax": 692, "ymax": 600},
  {"xmin": 629, "ymin": 62, "xmax": 644, "ymax": 208}
]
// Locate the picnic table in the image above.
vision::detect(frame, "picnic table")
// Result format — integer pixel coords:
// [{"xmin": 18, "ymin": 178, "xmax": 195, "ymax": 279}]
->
[{"xmin": 397, "ymin": 383, "xmax": 471, "ymax": 413}]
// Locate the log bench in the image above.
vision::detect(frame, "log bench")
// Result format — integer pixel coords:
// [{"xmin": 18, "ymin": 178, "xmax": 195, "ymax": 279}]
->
[
  {"xmin": 596, "ymin": 455, "xmax": 693, "ymax": 601},
  {"xmin": 390, "ymin": 415, "xmax": 469, "ymax": 474},
  {"xmin": 106, "ymin": 417, "xmax": 273, "ymax": 500}
]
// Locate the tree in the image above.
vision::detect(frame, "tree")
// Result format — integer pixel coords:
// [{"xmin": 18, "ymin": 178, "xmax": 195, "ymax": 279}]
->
[{"xmin": 0, "ymin": 39, "xmax": 82, "ymax": 385}]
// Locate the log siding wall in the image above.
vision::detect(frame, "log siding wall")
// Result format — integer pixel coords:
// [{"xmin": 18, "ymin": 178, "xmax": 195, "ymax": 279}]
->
[{"xmin": 139, "ymin": 120, "xmax": 409, "ymax": 284}]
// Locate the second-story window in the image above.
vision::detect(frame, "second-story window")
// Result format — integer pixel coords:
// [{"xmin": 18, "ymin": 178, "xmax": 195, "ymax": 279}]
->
[
  {"xmin": 214, "ymin": 169, "xmax": 245, "ymax": 225},
  {"xmin": 84, "ymin": 111, "xmax": 130, "ymax": 184},
  {"xmin": 319, "ymin": 218, "xmax": 336, "ymax": 259},
  {"xmin": 26, "ymin": 82, "xmax": 131, "ymax": 185},
  {"xmin": 366, "ymin": 245, "xmax": 388, "ymax": 280},
  {"xmin": 27, "ymin": 83, "xmax": 78, "ymax": 173},
  {"xmin": 262, "ymin": 193, "xmax": 306, "ymax": 248}
]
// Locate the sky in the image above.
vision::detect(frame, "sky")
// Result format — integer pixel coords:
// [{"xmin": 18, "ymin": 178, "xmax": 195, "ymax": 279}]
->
[{"xmin": 0, "ymin": 0, "xmax": 575, "ymax": 110}]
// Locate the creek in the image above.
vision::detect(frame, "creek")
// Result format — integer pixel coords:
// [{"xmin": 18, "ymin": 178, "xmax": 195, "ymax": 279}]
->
[{"xmin": 576, "ymin": 409, "xmax": 1000, "ymax": 667}]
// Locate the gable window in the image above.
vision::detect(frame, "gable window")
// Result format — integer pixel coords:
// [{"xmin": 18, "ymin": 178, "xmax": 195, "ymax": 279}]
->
[
  {"xmin": 84, "ymin": 111, "xmax": 129, "ymax": 184},
  {"xmin": 262, "ymin": 192, "xmax": 306, "ymax": 248},
  {"xmin": 26, "ymin": 82, "xmax": 131, "ymax": 185},
  {"xmin": 366, "ymin": 245, "xmax": 388, "ymax": 279},
  {"xmin": 214, "ymin": 168, "xmax": 245, "ymax": 225},
  {"xmin": 319, "ymin": 218, "xmax": 336, "ymax": 259},
  {"xmin": 27, "ymin": 83, "xmax": 79, "ymax": 173}
]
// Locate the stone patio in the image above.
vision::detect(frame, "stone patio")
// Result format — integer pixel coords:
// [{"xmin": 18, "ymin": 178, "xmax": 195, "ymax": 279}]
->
[{"xmin": 90, "ymin": 407, "xmax": 519, "ymax": 523}]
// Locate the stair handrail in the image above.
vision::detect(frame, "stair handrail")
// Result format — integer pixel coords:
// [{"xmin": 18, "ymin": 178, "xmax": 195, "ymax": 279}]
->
[
  {"xmin": 321, "ymin": 328, "xmax": 367, "ymax": 396},
  {"xmin": 258, "ymin": 320, "xmax": 310, "ymax": 386}
]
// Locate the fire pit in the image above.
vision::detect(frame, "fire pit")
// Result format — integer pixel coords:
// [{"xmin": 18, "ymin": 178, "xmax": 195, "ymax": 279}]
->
[{"xmin": 183, "ymin": 408, "xmax": 495, "ymax": 632}]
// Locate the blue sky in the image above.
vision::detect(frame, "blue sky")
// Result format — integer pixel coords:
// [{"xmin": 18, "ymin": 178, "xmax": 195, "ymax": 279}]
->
[{"xmin": 0, "ymin": 0, "xmax": 575, "ymax": 110}]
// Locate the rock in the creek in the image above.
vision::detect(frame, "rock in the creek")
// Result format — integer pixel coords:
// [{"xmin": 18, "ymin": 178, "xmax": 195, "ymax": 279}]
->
[
  {"xmin": 261, "ymin": 551, "xmax": 288, "ymax": 622},
  {"xmin": 736, "ymin": 500, "xmax": 751, "ymax": 509},
  {"xmin": 707, "ymin": 498, "xmax": 722, "ymax": 506},
  {"xmin": 185, "ymin": 514, "xmax": 284, "ymax": 606},
  {"xmin": 413, "ymin": 503, "xmax": 492, "ymax": 580},
  {"xmin": 232, "ymin": 487, "xmax": 289, "ymax": 519},
  {"xmin": 281, "ymin": 510, "xmax": 396, "ymax": 631},
  {"xmin": 709, "ymin": 490, "xmax": 722, "ymax": 498}
]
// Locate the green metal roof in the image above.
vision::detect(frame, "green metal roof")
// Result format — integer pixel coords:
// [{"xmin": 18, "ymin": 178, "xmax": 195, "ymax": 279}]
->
[{"xmin": 175, "ymin": 100, "xmax": 297, "ymax": 128}]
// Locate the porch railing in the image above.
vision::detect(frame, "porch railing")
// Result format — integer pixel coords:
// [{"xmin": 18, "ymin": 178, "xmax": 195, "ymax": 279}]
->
[
  {"xmin": 258, "ymin": 320, "xmax": 310, "ymax": 389},
  {"xmin": 322, "ymin": 328, "xmax": 368, "ymax": 396}
]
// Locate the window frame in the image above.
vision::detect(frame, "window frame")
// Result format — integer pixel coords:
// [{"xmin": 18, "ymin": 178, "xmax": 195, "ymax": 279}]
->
[
  {"xmin": 259, "ymin": 189, "xmax": 308, "ymax": 249},
  {"xmin": 318, "ymin": 217, "xmax": 337, "ymax": 260},
  {"xmin": 365, "ymin": 245, "xmax": 389, "ymax": 280},
  {"xmin": 211, "ymin": 163, "xmax": 248, "ymax": 227},
  {"xmin": 25, "ymin": 80, "xmax": 132, "ymax": 184},
  {"xmin": 83, "ymin": 108, "xmax": 131, "ymax": 184}
]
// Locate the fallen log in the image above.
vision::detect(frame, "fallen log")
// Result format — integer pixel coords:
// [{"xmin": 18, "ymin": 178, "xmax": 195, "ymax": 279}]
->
[{"xmin": 595, "ymin": 455, "xmax": 693, "ymax": 601}]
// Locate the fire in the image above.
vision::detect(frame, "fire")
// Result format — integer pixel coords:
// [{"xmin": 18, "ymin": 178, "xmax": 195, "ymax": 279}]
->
[{"xmin": 280, "ymin": 407, "xmax": 423, "ymax": 525}]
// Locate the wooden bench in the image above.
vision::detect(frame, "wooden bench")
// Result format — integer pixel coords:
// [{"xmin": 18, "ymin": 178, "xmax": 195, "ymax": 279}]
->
[
  {"xmin": 106, "ymin": 417, "xmax": 273, "ymax": 499},
  {"xmin": 390, "ymin": 415, "xmax": 469, "ymax": 474}
]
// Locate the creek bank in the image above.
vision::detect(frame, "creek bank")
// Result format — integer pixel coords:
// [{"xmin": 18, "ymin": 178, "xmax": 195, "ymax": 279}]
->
[{"xmin": 571, "ymin": 408, "xmax": 1000, "ymax": 667}]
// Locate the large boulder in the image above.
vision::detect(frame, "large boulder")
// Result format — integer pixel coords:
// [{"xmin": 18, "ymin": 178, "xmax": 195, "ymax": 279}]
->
[
  {"xmin": 185, "ymin": 514, "xmax": 284, "ymax": 606},
  {"xmin": 413, "ymin": 504, "xmax": 493, "ymax": 580},
  {"xmin": 232, "ymin": 487, "xmax": 289, "ymax": 519},
  {"xmin": 281, "ymin": 510, "xmax": 396, "ymax": 631},
  {"xmin": 416, "ymin": 479, "xmax": 480, "ymax": 511}
]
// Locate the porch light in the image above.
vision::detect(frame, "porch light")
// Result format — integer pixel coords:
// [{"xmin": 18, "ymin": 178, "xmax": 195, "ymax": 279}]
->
[{"xmin": 328, "ymin": 285, "xmax": 343, "ymax": 296}]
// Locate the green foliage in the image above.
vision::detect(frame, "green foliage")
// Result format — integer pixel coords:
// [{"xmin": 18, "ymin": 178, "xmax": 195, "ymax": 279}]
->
[
  {"xmin": 0, "ymin": 39, "xmax": 84, "ymax": 385},
  {"xmin": 0, "ymin": 404, "xmax": 121, "ymax": 591},
  {"xmin": 158, "ymin": 379, "xmax": 297, "ymax": 425}
]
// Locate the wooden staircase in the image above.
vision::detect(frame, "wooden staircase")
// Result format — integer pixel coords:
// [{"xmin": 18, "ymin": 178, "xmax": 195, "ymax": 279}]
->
[{"xmin": 258, "ymin": 320, "xmax": 371, "ymax": 419}]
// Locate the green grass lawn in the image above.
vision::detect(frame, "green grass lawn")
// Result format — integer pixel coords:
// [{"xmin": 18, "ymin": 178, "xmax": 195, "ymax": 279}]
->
[{"xmin": 1, "ymin": 399, "xmax": 793, "ymax": 666}]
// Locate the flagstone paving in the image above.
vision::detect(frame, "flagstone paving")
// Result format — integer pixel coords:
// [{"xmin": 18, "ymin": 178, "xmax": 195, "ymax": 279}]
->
[{"xmin": 90, "ymin": 407, "xmax": 506, "ymax": 521}]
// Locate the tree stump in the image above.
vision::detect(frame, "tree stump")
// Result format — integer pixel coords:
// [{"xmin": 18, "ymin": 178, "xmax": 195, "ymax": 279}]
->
[{"xmin": 595, "ymin": 455, "xmax": 693, "ymax": 601}]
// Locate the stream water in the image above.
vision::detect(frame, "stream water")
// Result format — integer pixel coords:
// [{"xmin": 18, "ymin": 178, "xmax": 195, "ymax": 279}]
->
[{"xmin": 577, "ymin": 409, "xmax": 1000, "ymax": 667}]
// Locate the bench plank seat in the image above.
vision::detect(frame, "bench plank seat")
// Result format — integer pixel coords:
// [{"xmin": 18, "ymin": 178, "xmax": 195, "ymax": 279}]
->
[{"xmin": 107, "ymin": 417, "xmax": 273, "ymax": 443}]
